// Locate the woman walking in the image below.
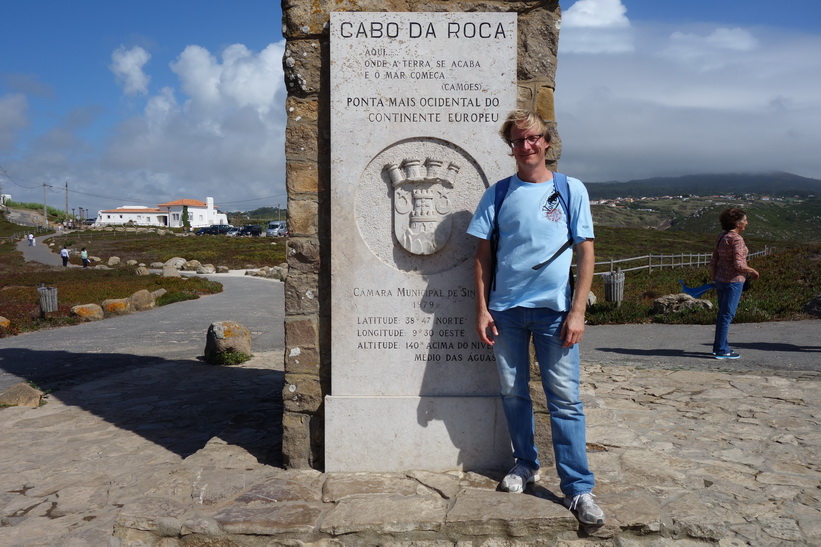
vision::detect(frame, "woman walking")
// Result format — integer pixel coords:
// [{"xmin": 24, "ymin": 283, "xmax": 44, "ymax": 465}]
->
[{"xmin": 709, "ymin": 208, "xmax": 760, "ymax": 359}]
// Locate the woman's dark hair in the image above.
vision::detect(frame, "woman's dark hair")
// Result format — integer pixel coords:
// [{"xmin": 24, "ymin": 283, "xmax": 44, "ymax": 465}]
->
[{"xmin": 719, "ymin": 208, "xmax": 746, "ymax": 231}]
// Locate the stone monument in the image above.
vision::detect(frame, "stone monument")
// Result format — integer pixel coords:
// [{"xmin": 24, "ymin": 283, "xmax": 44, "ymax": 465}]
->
[
  {"xmin": 281, "ymin": 2, "xmax": 562, "ymax": 471},
  {"xmin": 326, "ymin": 12, "xmax": 517, "ymax": 471}
]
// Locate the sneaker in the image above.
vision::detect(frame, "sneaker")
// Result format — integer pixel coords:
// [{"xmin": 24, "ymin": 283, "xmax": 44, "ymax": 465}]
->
[
  {"xmin": 565, "ymin": 493, "xmax": 605, "ymax": 525},
  {"xmin": 500, "ymin": 462, "xmax": 539, "ymax": 493},
  {"xmin": 714, "ymin": 350, "xmax": 740, "ymax": 359}
]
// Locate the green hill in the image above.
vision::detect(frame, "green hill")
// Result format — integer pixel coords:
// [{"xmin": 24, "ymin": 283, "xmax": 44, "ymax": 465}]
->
[{"xmin": 586, "ymin": 172, "xmax": 821, "ymax": 200}]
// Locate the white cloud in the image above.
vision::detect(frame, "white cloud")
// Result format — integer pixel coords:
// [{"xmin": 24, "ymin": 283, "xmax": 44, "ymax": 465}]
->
[
  {"xmin": 99, "ymin": 40, "xmax": 288, "ymax": 210},
  {"xmin": 555, "ymin": 22, "xmax": 821, "ymax": 182},
  {"xmin": 563, "ymin": 0, "xmax": 630, "ymax": 28},
  {"xmin": 560, "ymin": 0, "xmax": 634, "ymax": 53},
  {"xmin": 110, "ymin": 46, "xmax": 151, "ymax": 96},
  {"xmin": 0, "ymin": 93, "xmax": 28, "ymax": 151},
  {"xmin": 661, "ymin": 27, "xmax": 759, "ymax": 70}
]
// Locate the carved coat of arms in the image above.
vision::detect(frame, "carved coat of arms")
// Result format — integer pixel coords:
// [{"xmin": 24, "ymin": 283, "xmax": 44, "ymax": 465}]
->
[{"xmin": 385, "ymin": 158, "xmax": 460, "ymax": 255}]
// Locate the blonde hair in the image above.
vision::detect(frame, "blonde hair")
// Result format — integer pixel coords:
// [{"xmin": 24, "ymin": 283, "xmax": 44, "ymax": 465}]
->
[{"xmin": 499, "ymin": 110, "xmax": 550, "ymax": 144}]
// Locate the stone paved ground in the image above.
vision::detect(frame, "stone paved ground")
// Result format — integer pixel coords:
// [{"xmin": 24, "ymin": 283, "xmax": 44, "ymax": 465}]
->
[{"xmin": 2, "ymin": 355, "xmax": 818, "ymax": 545}]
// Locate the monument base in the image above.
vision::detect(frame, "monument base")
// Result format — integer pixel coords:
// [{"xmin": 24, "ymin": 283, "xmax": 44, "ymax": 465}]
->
[{"xmin": 325, "ymin": 395, "xmax": 513, "ymax": 472}]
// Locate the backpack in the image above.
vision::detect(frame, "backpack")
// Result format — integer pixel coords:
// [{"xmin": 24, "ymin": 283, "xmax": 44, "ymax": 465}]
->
[{"xmin": 489, "ymin": 172, "xmax": 575, "ymax": 293}]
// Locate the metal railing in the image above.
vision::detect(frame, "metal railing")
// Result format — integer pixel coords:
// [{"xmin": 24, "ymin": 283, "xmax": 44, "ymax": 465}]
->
[{"xmin": 590, "ymin": 246, "xmax": 772, "ymax": 277}]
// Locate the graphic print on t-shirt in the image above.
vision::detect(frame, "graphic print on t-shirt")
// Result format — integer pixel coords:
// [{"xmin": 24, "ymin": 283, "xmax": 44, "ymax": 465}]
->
[{"xmin": 540, "ymin": 184, "xmax": 563, "ymax": 223}]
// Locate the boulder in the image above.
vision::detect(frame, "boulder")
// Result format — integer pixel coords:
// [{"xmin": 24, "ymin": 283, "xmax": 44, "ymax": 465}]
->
[
  {"xmin": 94, "ymin": 264, "xmax": 112, "ymax": 270},
  {"xmin": 197, "ymin": 264, "xmax": 216, "ymax": 274},
  {"xmin": 165, "ymin": 257, "xmax": 187, "ymax": 269},
  {"xmin": 182, "ymin": 259, "xmax": 202, "ymax": 271},
  {"xmin": 151, "ymin": 288, "xmax": 167, "ymax": 300},
  {"xmin": 135, "ymin": 266, "xmax": 151, "ymax": 276},
  {"xmin": 652, "ymin": 293, "xmax": 713, "ymax": 315},
  {"xmin": 804, "ymin": 294, "xmax": 821, "ymax": 318},
  {"xmin": 150, "ymin": 262, "xmax": 165, "ymax": 269},
  {"xmin": 0, "ymin": 316, "xmax": 10, "ymax": 328},
  {"xmin": 101, "ymin": 298, "xmax": 133, "ymax": 317},
  {"xmin": 204, "ymin": 321, "xmax": 252, "ymax": 364},
  {"xmin": 70, "ymin": 304, "xmax": 104, "ymax": 321},
  {"xmin": 89, "ymin": 256, "xmax": 101, "ymax": 263},
  {"xmin": 126, "ymin": 259, "xmax": 139, "ymax": 266},
  {"xmin": 216, "ymin": 266, "xmax": 230, "ymax": 273},
  {"xmin": 108, "ymin": 256, "xmax": 121, "ymax": 266},
  {"xmin": 0, "ymin": 382, "xmax": 42, "ymax": 408},
  {"xmin": 129, "ymin": 289, "xmax": 155, "ymax": 312},
  {"xmin": 162, "ymin": 265, "xmax": 182, "ymax": 278}
]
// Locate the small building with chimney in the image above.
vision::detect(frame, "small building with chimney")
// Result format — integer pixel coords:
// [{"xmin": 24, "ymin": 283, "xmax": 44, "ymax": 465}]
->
[{"xmin": 95, "ymin": 197, "xmax": 227, "ymax": 228}]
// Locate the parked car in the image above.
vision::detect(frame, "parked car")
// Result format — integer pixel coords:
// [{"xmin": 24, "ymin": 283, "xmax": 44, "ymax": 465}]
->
[
  {"xmin": 195, "ymin": 224, "xmax": 233, "ymax": 235},
  {"xmin": 225, "ymin": 227, "xmax": 242, "ymax": 237},
  {"xmin": 266, "ymin": 220, "xmax": 287, "ymax": 237},
  {"xmin": 239, "ymin": 224, "xmax": 262, "ymax": 237}
]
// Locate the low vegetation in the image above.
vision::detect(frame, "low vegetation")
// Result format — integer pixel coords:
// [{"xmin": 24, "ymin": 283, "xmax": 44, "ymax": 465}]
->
[{"xmin": 1, "ymin": 210, "xmax": 818, "ymax": 337}]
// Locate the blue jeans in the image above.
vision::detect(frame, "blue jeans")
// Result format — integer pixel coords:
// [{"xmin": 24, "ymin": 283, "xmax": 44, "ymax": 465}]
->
[
  {"xmin": 713, "ymin": 281, "xmax": 744, "ymax": 354},
  {"xmin": 490, "ymin": 306, "xmax": 595, "ymax": 497}
]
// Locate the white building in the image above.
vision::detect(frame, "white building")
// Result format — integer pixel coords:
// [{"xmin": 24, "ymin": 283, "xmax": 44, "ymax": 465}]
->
[{"xmin": 96, "ymin": 197, "xmax": 228, "ymax": 228}]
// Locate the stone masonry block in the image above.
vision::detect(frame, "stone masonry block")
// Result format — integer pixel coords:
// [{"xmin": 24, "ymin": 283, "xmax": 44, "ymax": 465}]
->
[
  {"xmin": 287, "ymin": 200, "xmax": 318, "ymax": 237},
  {"xmin": 285, "ymin": 271, "xmax": 320, "ymax": 315},
  {"xmin": 283, "ymin": 374, "xmax": 324, "ymax": 414},
  {"xmin": 283, "ymin": 40, "xmax": 323, "ymax": 96},
  {"xmin": 535, "ymin": 85, "xmax": 557, "ymax": 122},
  {"xmin": 285, "ymin": 316, "xmax": 319, "ymax": 348},
  {"xmin": 287, "ymin": 161, "xmax": 321, "ymax": 194},
  {"xmin": 287, "ymin": 96, "xmax": 319, "ymax": 124},
  {"xmin": 282, "ymin": 410, "xmax": 313, "ymax": 469},
  {"xmin": 287, "ymin": 238, "xmax": 321, "ymax": 273},
  {"xmin": 286, "ymin": 346, "xmax": 320, "ymax": 375},
  {"xmin": 285, "ymin": 123, "xmax": 319, "ymax": 161}
]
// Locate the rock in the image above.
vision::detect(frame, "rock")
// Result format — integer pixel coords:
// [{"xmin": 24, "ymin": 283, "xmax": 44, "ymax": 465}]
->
[
  {"xmin": 216, "ymin": 266, "xmax": 230, "ymax": 273},
  {"xmin": 150, "ymin": 262, "xmax": 165, "ymax": 269},
  {"xmin": 101, "ymin": 298, "xmax": 133, "ymax": 317},
  {"xmin": 204, "ymin": 321, "xmax": 252, "ymax": 364},
  {"xmin": 129, "ymin": 289, "xmax": 155, "ymax": 312},
  {"xmin": 151, "ymin": 288, "xmax": 167, "ymax": 300},
  {"xmin": 804, "ymin": 294, "xmax": 821, "ymax": 317},
  {"xmin": 0, "ymin": 316, "xmax": 10, "ymax": 328},
  {"xmin": 162, "ymin": 265, "xmax": 182, "ymax": 278},
  {"xmin": 182, "ymin": 260, "xmax": 202, "ymax": 271},
  {"xmin": 108, "ymin": 256, "xmax": 121, "ymax": 266},
  {"xmin": 135, "ymin": 266, "xmax": 151, "ymax": 276},
  {"xmin": 94, "ymin": 264, "xmax": 112, "ymax": 270},
  {"xmin": 126, "ymin": 259, "xmax": 139, "ymax": 266},
  {"xmin": 165, "ymin": 257, "xmax": 187, "ymax": 269},
  {"xmin": 0, "ymin": 382, "xmax": 42, "ymax": 407},
  {"xmin": 71, "ymin": 304, "xmax": 104, "ymax": 321},
  {"xmin": 652, "ymin": 293, "xmax": 713, "ymax": 315},
  {"xmin": 90, "ymin": 256, "xmax": 102, "ymax": 263},
  {"xmin": 197, "ymin": 264, "xmax": 216, "ymax": 274}
]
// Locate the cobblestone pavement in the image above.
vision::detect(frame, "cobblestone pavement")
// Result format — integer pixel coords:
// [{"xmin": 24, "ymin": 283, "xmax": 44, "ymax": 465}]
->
[{"xmin": 1, "ymin": 238, "xmax": 819, "ymax": 544}]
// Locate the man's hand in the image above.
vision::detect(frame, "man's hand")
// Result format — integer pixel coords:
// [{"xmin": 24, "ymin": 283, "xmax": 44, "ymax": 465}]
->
[
  {"xmin": 560, "ymin": 309, "xmax": 585, "ymax": 348},
  {"xmin": 476, "ymin": 309, "xmax": 498, "ymax": 345}
]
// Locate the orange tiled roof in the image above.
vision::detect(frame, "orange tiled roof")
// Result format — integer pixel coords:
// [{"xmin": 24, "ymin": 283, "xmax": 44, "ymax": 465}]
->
[{"xmin": 157, "ymin": 199, "xmax": 208, "ymax": 207}]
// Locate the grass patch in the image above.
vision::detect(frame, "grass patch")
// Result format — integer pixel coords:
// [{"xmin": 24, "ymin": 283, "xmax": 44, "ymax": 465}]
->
[{"xmin": 206, "ymin": 350, "xmax": 252, "ymax": 366}]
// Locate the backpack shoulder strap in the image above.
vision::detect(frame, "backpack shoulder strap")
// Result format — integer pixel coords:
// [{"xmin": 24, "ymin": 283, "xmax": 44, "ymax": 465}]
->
[
  {"xmin": 493, "ymin": 176, "xmax": 512, "ymax": 226},
  {"xmin": 552, "ymin": 171, "xmax": 571, "ymax": 230}
]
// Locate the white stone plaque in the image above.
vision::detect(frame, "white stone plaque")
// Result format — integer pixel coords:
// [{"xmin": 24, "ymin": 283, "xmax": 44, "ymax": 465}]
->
[{"xmin": 328, "ymin": 11, "xmax": 517, "ymax": 472}]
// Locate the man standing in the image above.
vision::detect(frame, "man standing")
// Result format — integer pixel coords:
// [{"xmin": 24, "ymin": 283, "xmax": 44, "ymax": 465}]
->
[
  {"xmin": 60, "ymin": 246, "xmax": 70, "ymax": 267},
  {"xmin": 466, "ymin": 110, "xmax": 603, "ymax": 525}
]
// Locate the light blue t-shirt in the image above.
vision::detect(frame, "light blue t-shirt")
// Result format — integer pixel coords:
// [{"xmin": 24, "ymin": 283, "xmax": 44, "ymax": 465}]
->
[{"xmin": 467, "ymin": 173, "xmax": 594, "ymax": 312}]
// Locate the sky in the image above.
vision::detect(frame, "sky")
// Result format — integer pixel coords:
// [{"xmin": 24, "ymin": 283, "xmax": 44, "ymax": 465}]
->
[{"xmin": 1, "ymin": 1, "xmax": 820, "ymax": 216}]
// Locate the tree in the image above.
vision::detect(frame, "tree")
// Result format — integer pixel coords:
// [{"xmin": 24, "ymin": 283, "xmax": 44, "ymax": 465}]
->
[{"xmin": 182, "ymin": 205, "xmax": 190, "ymax": 230}]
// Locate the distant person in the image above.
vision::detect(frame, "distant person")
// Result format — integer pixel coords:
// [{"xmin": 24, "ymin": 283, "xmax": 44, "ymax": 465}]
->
[
  {"xmin": 81, "ymin": 247, "xmax": 89, "ymax": 268},
  {"xmin": 60, "ymin": 246, "xmax": 70, "ymax": 267},
  {"xmin": 709, "ymin": 208, "xmax": 760, "ymax": 359},
  {"xmin": 28, "ymin": 233, "xmax": 34, "ymax": 246},
  {"xmin": 467, "ymin": 110, "xmax": 603, "ymax": 525}
]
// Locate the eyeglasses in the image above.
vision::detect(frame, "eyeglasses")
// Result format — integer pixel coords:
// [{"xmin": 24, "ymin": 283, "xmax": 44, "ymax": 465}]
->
[{"xmin": 508, "ymin": 134, "xmax": 544, "ymax": 149}]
